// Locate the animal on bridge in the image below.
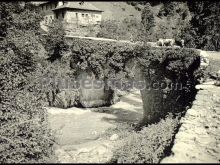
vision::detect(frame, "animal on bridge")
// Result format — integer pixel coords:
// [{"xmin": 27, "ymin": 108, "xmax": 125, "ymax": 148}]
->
[
  {"xmin": 157, "ymin": 38, "xmax": 175, "ymax": 47},
  {"xmin": 157, "ymin": 38, "xmax": 184, "ymax": 47}
]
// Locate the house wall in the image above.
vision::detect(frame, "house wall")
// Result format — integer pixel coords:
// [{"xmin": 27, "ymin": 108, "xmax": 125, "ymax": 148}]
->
[
  {"xmin": 40, "ymin": 2, "xmax": 58, "ymax": 25},
  {"xmin": 64, "ymin": 10, "xmax": 102, "ymax": 25},
  {"xmin": 40, "ymin": 2, "xmax": 102, "ymax": 26},
  {"xmin": 39, "ymin": 2, "xmax": 103, "ymax": 36}
]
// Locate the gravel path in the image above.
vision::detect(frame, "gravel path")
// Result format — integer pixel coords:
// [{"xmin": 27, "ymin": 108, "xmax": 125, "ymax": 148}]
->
[{"xmin": 161, "ymin": 80, "xmax": 220, "ymax": 163}]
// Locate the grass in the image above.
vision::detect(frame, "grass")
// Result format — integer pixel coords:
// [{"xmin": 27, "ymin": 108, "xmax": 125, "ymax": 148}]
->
[{"xmin": 90, "ymin": 2, "xmax": 141, "ymax": 21}]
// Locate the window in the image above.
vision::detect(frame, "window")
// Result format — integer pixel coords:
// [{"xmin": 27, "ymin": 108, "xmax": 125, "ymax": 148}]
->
[
  {"xmin": 62, "ymin": 11, "xmax": 65, "ymax": 18},
  {"xmin": 82, "ymin": 13, "xmax": 84, "ymax": 17},
  {"xmin": 91, "ymin": 14, "xmax": 95, "ymax": 18},
  {"xmin": 85, "ymin": 14, "xmax": 88, "ymax": 17},
  {"xmin": 56, "ymin": 13, "xmax": 58, "ymax": 19}
]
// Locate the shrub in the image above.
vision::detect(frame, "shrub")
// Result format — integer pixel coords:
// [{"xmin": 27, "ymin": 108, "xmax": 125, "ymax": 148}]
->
[
  {"xmin": 0, "ymin": 2, "xmax": 54, "ymax": 163},
  {"xmin": 38, "ymin": 58, "xmax": 78, "ymax": 108},
  {"xmin": 0, "ymin": 35, "xmax": 54, "ymax": 163},
  {"xmin": 110, "ymin": 114, "xmax": 180, "ymax": 163},
  {"xmin": 43, "ymin": 20, "xmax": 69, "ymax": 61}
]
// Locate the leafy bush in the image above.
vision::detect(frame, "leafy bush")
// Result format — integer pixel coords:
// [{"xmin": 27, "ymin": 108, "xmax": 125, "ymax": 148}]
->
[
  {"xmin": 0, "ymin": 2, "xmax": 54, "ymax": 163},
  {"xmin": 69, "ymin": 38, "xmax": 138, "ymax": 79},
  {"xmin": 43, "ymin": 20, "xmax": 69, "ymax": 61},
  {"xmin": 40, "ymin": 18, "xmax": 78, "ymax": 108},
  {"xmin": 110, "ymin": 114, "xmax": 180, "ymax": 163},
  {"xmin": 39, "ymin": 58, "xmax": 78, "ymax": 108}
]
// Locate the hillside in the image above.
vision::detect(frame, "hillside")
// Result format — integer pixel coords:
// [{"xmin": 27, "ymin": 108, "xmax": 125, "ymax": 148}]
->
[{"xmin": 90, "ymin": 2, "xmax": 142, "ymax": 21}]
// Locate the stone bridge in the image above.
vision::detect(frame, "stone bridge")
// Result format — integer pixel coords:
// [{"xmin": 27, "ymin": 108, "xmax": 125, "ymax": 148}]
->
[{"xmin": 51, "ymin": 35, "xmax": 204, "ymax": 125}]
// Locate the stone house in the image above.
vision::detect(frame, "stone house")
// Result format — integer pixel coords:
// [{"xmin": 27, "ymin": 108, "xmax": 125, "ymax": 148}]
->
[{"xmin": 38, "ymin": 1, "xmax": 103, "ymax": 36}]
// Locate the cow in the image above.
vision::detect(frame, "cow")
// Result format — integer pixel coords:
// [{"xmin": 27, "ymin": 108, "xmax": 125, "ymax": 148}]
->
[
  {"xmin": 157, "ymin": 38, "xmax": 184, "ymax": 47},
  {"xmin": 157, "ymin": 38, "xmax": 175, "ymax": 47}
]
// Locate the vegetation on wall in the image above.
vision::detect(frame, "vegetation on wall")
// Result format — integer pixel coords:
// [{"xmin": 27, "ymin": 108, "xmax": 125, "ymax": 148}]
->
[{"xmin": 68, "ymin": 38, "xmax": 201, "ymax": 123}]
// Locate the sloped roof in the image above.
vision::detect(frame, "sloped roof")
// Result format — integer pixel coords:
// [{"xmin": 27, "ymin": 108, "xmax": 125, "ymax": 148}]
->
[{"xmin": 52, "ymin": 2, "xmax": 103, "ymax": 12}]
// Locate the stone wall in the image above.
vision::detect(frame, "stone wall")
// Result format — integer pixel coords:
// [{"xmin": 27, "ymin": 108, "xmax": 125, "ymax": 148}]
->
[{"xmin": 161, "ymin": 82, "xmax": 220, "ymax": 163}]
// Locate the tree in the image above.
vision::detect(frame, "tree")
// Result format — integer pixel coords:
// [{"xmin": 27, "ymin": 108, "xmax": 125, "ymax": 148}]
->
[
  {"xmin": 44, "ymin": 20, "xmax": 69, "ymax": 61},
  {"xmin": 155, "ymin": 2, "xmax": 191, "ymax": 40},
  {"xmin": 141, "ymin": 3, "xmax": 155, "ymax": 38},
  {"xmin": 182, "ymin": 1, "xmax": 220, "ymax": 51}
]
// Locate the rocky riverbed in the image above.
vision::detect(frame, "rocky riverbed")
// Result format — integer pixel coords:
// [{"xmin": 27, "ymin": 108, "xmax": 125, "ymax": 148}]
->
[{"xmin": 47, "ymin": 90, "xmax": 143, "ymax": 163}]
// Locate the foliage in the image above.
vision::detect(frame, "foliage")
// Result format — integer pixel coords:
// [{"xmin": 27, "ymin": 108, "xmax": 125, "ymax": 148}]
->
[
  {"xmin": 40, "ymin": 19, "xmax": 76, "ymax": 108},
  {"xmin": 127, "ymin": 1, "xmax": 219, "ymax": 51},
  {"xmin": 69, "ymin": 38, "xmax": 138, "ymax": 80},
  {"xmin": 69, "ymin": 38, "xmax": 200, "ymax": 83},
  {"xmin": 182, "ymin": 1, "xmax": 220, "ymax": 51},
  {"xmin": 68, "ymin": 38, "xmax": 200, "ymax": 122},
  {"xmin": 43, "ymin": 20, "xmax": 69, "ymax": 61},
  {"xmin": 138, "ymin": 46, "xmax": 200, "ymax": 123},
  {"xmin": 158, "ymin": 1, "xmax": 177, "ymax": 18},
  {"xmin": 153, "ymin": 2, "xmax": 191, "ymax": 40},
  {"xmin": 110, "ymin": 114, "xmax": 180, "ymax": 163},
  {"xmin": 126, "ymin": 1, "xmax": 162, "ymax": 7},
  {"xmin": 0, "ymin": 2, "xmax": 54, "ymax": 163},
  {"xmin": 141, "ymin": 3, "xmax": 155, "ymax": 36},
  {"xmin": 39, "ymin": 58, "xmax": 79, "ymax": 108}
]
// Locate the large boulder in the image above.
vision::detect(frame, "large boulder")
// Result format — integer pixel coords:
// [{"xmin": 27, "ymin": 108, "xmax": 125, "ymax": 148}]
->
[{"xmin": 76, "ymin": 71, "xmax": 114, "ymax": 108}]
